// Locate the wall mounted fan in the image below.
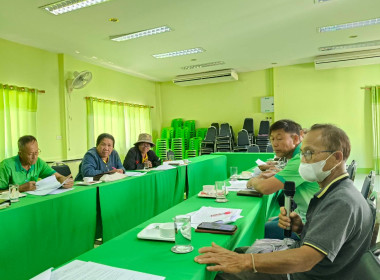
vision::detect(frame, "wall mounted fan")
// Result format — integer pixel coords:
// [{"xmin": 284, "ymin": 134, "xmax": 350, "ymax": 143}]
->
[{"xmin": 66, "ymin": 70, "xmax": 92, "ymax": 93}]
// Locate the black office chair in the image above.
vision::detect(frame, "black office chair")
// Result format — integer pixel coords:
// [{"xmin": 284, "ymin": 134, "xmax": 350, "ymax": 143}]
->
[
  {"xmin": 51, "ymin": 162, "xmax": 72, "ymax": 177},
  {"xmin": 243, "ymin": 118, "xmax": 255, "ymax": 145},
  {"xmin": 347, "ymin": 160, "xmax": 357, "ymax": 181},
  {"xmin": 216, "ymin": 123, "xmax": 232, "ymax": 152},
  {"xmin": 256, "ymin": 120, "xmax": 271, "ymax": 152},
  {"xmin": 247, "ymin": 145, "xmax": 260, "ymax": 153},
  {"xmin": 211, "ymin": 123, "xmax": 219, "ymax": 136},
  {"xmin": 234, "ymin": 129, "xmax": 250, "ymax": 152},
  {"xmin": 201, "ymin": 126, "xmax": 217, "ymax": 155},
  {"xmin": 266, "ymin": 144, "xmax": 273, "ymax": 153},
  {"xmin": 353, "ymin": 242, "xmax": 380, "ymax": 280},
  {"xmin": 361, "ymin": 171, "xmax": 375, "ymax": 199}
]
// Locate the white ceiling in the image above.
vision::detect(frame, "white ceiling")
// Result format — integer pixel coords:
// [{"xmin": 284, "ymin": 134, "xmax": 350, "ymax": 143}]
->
[{"xmin": 0, "ymin": 0, "xmax": 380, "ymax": 81}]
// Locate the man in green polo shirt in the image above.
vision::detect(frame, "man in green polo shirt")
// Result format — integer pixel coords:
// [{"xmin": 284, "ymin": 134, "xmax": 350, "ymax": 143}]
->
[
  {"xmin": 0, "ymin": 135, "xmax": 74, "ymax": 192},
  {"xmin": 247, "ymin": 119, "xmax": 319, "ymax": 239}
]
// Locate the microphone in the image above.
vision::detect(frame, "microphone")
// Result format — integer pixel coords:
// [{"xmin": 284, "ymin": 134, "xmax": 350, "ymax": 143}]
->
[{"xmin": 283, "ymin": 181, "xmax": 296, "ymax": 238}]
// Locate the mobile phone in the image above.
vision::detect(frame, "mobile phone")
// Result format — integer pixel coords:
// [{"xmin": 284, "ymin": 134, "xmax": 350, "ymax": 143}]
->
[
  {"xmin": 237, "ymin": 190, "xmax": 263, "ymax": 197},
  {"xmin": 196, "ymin": 222, "xmax": 237, "ymax": 235}
]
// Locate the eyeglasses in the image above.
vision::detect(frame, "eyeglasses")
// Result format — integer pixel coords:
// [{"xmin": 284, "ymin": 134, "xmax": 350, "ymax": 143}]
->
[
  {"xmin": 300, "ymin": 150, "xmax": 335, "ymax": 161},
  {"xmin": 24, "ymin": 149, "xmax": 41, "ymax": 157}
]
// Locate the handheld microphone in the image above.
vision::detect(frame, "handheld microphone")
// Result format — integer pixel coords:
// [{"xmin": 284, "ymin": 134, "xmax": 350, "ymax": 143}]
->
[{"xmin": 283, "ymin": 181, "xmax": 296, "ymax": 238}]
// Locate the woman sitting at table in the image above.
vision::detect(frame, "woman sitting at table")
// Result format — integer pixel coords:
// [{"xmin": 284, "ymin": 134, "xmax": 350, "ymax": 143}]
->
[
  {"xmin": 123, "ymin": 133, "xmax": 161, "ymax": 170},
  {"xmin": 75, "ymin": 133, "xmax": 125, "ymax": 181}
]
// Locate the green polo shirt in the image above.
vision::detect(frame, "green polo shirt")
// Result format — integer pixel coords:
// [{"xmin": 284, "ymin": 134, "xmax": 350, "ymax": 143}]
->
[
  {"xmin": 0, "ymin": 156, "xmax": 56, "ymax": 189},
  {"xmin": 274, "ymin": 143, "xmax": 320, "ymax": 222}
]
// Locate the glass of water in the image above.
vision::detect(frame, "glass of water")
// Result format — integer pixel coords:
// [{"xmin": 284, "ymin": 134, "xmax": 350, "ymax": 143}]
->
[
  {"xmin": 171, "ymin": 215, "xmax": 193, "ymax": 254},
  {"xmin": 9, "ymin": 184, "xmax": 19, "ymax": 203},
  {"xmin": 143, "ymin": 161, "xmax": 149, "ymax": 170},
  {"xmin": 230, "ymin": 166, "xmax": 238, "ymax": 181},
  {"xmin": 215, "ymin": 181, "xmax": 228, "ymax": 203}
]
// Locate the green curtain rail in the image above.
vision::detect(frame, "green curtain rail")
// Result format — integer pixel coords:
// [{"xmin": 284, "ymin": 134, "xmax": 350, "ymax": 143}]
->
[
  {"xmin": 84, "ymin": 96, "xmax": 153, "ymax": 108},
  {"xmin": 1, "ymin": 84, "xmax": 45, "ymax": 93}
]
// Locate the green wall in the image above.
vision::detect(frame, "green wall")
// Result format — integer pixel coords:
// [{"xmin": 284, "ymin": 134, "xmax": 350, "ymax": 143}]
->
[
  {"xmin": 274, "ymin": 63, "xmax": 379, "ymax": 171},
  {"xmin": 0, "ymin": 38, "xmax": 159, "ymax": 162},
  {"xmin": 159, "ymin": 70, "xmax": 274, "ymax": 134}
]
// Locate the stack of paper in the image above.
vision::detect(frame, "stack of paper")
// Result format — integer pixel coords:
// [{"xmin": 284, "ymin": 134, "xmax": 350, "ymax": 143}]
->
[
  {"xmin": 226, "ymin": 180, "xmax": 250, "ymax": 191},
  {"xmin": 153, "ymin": 164, "xmax": 176, "ymax": 170},
  {"xmin": 26, "ymin": 175, "xmax": 65, "ymax": 196},
  {"xmin": 31, "ymin": 260, "xmax": 165, "ymax": 280},
  {"xmin": 99, "ymin": 172, "xmax": 127, "ymax": 182},
  {"xmin": 124, "ymin": 171, "xmax": 147, "ymax": 177},
  {"xmin": 186, "ymin": 206, "xmax": 243, "ymax": 228}
]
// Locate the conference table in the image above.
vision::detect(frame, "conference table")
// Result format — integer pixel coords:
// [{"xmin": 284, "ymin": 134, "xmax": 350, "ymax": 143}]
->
[
  {"xmin": 74, "ymin": 191, "xmax": 268, "ymax": 280},
  {"xmin": 0, "ymin": 154, "xmax": 229, "ymax": 280},
  {"xmin": 0, "ymin": 186, "xmax": 97, "ymax": 280}
]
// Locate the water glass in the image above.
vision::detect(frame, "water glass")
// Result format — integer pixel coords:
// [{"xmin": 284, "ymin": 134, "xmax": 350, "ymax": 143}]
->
[
  {"xmin": 168, "ymin": 154, "xmax": 175, "ymax": 161},
  {"xmin": 9, "ymin": 184, "xmax": 19, "ymax": 203},
  {"xmin": 215, "ymin": 181, "xmax": 228, "ymax": 203},
  {"xmin": 143, "ymin": 161, "xmax": 150, "ymax": 170},
  {"xmin": 171, "ymin": 215, "xmax": 193, "ymax": 254},
  {"xmin": 230, "ymin": 166, "xmax": 238, "ymax": 181}
]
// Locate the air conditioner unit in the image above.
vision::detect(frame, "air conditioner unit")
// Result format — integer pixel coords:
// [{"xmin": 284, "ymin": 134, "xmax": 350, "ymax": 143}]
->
[
  {"xmin": 314, "ymin": 48, "xmax": 380, "ymax": 70},
  {"xmin": 173, "ymin": 69, "xmax": 238, "ymax": 86}
]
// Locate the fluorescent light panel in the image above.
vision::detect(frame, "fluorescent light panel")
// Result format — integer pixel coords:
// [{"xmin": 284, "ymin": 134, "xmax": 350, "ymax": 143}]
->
[
  {"xmin": 153, "ymin": 48, "xmax": 205, "ymax": 59},
  {"xmin": 40, "ymin": 0, "xmax": 110, "ymax": 15},
  {"xmin": 314, "ymin": 0, "xmax": 333, "ymax": 3},
  {"xmin": 182, "ymin": 61, "xmax": 225, "ymax": 70},
  {"xmin": 318, "ymin": 17, "xmax": 380, "ymax": 32},
  {"xmin": 110, "ymin": 26, "xmax": 171, "ymax": 42},
  {"xmin": 319, "ymin": 40, "xmax": 380, "ymax": 51}
]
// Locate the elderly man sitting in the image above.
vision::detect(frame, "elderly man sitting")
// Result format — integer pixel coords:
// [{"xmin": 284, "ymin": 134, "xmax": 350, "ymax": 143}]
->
[
  {"xmin": 195, "ymin": 124, "xmax": 374, "ymax": 280},
  {"xmin": 0, "ymin": 135, "xmax": 73, "ymax": 192}
]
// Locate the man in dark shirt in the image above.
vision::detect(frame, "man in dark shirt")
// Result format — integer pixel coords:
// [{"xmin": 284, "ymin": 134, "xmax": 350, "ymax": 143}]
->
[{"xmin": 195, "ymin": 124, "xmax": 374, "ymax": 280}]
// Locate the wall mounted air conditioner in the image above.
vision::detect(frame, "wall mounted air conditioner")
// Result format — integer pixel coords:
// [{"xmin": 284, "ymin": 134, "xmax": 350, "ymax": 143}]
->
[
  {"xmin": 314, "ymin": 48, "xmax": 380, "ymax": 70},
  {"xmin": 173, "ymin": 69, "xmax": 238, "ymax": 86}
]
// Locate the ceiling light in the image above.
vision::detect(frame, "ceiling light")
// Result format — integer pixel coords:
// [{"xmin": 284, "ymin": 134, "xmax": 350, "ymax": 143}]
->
[
  {"xmin": 153, "ymin": 48, "xmax": 205, "ymax": 59},
  {"xmin": 318, "ymin": 17, "xmax": 380, "ymax": 32},
  {"xmin": 182, "ymin": 61, "xmax": 225, "ymax": 70},
  {"xmin": 40, "ymin": 0, "xmax": 111, "ymax": 15},
  {"xmin": 110, "ymin": 26, "xmax": 171, "ymax": 42},
  {"xmin": 314, "ymin": 0, "xmax": 333, "ymax": 3},
  {"xmin": 319, "ymin": 40, "xmax": 380, "ymax": 51}
]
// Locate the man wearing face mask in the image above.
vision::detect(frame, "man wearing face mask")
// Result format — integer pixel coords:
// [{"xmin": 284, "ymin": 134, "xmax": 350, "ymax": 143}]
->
[
  {"xmin": 195, "ymin": 124, "xmax": 375, "ymax": 280},
  {"xmin": 247, "ymin": 120, "xmax": 319, "ymax": 240}
]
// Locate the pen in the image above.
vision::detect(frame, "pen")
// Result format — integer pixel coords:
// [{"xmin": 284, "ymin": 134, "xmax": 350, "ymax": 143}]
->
[{"xmin": 211, "ymin": 211, "xmax": 231, "ymax": 217}]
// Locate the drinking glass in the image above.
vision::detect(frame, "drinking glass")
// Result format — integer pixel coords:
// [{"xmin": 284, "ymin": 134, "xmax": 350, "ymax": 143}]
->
[
  {"xmin": 230, "ymin": 166, "xmax": 238, "ymax": 181},
  {"xmin": 9, "ymin": 184, "xmax": 19, "ymax": 203},
  {"xmin": 215, "ymin": 181, "xmax": 228, "ymax": 203},
  {"xmin": 171, "ymin": 215, "xmax": 193, "ymax": 254}
]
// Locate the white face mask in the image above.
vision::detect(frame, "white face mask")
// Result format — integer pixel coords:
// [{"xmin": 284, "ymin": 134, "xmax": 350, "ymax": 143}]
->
[{"xmin": 299, "ymin": 153, "xmax": 340, "ymax": 182}]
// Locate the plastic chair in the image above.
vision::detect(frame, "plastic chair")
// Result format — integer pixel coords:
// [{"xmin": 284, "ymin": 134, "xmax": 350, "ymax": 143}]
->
[
  {"xmin": 216, "ymin": 123, "xmax": 232, "ymax": 152},
  {"xmin": 243, "ymin": 118, "xmax": 255, "ymax": 144},
  {"xmin": 185, "ymin": 150, "xmax": 197, "ymax": 158},
  {"xmin": 266, "ymin": 144, "xmax": 273, "ymax": 153},
  {"xmin": 51, "ymin": 162, "xmax": 71, "ymax": 177},
  {"xmin": 256, "ymin": 120, "xmax": 271, "ymax": 152},
  {"xmin": 234, "ymin": 129, "xmax": 250, "ymax": 152},
  {"xmin": 196, "ymin": 128, "xmax": 208, "ymax": 140},
  {"xmin": 211, "ymin": 123, "xmax": 219, "ymax": 136},
  {"xmin": 247, "ymin": 145, "xmax": 260, "ymax": 153},
  {"xmin": 347, "ymin": 160, "xmax": 358, "ymax": 181},
  {"xmin": 361, "ymin": 171, "xmax": 376, "ymax": 199},
  {"xmin": 201, "ymin": 126, "xmax": 217, "ymax": 155},
  {"xmin": 353, "ymin": 242, "xmax": 380, "ymax": 280},
  {"xmin": 155, "ymin": 138, "xmax": 169, "ymax": 161}
]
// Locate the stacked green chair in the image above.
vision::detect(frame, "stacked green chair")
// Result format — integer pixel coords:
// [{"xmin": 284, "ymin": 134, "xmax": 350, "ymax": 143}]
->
[
  {"xmin": 175, "ymin": 127, "xmax": 190, "ymax": 150},
  {"xmin": 171, "ymin": 118, "xmax": 183, "ymax": 136},
  {"xmin": 171, "ymin": 138, "xmax": 184, "ymax": 160},
  {"xmin": 185, "ymin": 150, "xmax": 197, "ymax": 158},
  {"xmin": 196, "ymin": 128, "xmax": 208, "ymax": 140},
  {"xmin": 189, "ymin": 137, "xmax": 202, "ymax": 156},
  {"xmin": 184, "ymin": 120, "xmax": 196, "ymax": 138},
  {"xmin": 155, "ymin": 138, "xmax": 169, "ymax": 161},
  {"xmin": 161, "ymin": 127, "xmax": 174, "ymax": 141}
]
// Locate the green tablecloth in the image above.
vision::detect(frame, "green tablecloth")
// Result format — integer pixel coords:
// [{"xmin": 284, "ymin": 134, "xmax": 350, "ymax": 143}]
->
[
  {"xmin": 99, "ymin": 167, "xmax": 186, "ymax": 242},
  {"xmin": 0, "ymin": 186, "xmax": 97, "ymax": 280},
  {"xmin": 187, "ymin": 155, "xmax": 228, "ymax": 197},
  {"xmin": 76, "ymin": 192, "xmax": 267, "ymax": 280},
  {"xmin": 213, "ymin": 152, "xmax": 275, "ymax": 176}
]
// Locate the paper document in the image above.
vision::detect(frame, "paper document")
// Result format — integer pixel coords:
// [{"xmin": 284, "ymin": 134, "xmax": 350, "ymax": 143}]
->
[
  {"xmin": 124, "ymin": 171, "xmax": 146, "ymax": 177},
  {"xmin": 30, "ymin": 267, "xmax": 52, "ymax": 280},
  {"xmin": 49, "ymin": 260, "xmax": 165, "ymax": 280},
  {"xmin": 26, "ymin": 175, "xmax": 63, "ymax": 196},
  {"xmin": 226, "ymin": 180, "xmax": 249, "ymax": 191},
  {"xmin": 166, "ymin": 160, "xmax": 185, "ymax": 165},
  {"xmin": 256, "ymin": 159, "xmax": 267, "ymax": 166},
  {"xmin": 99, "ymin": 172, "xmax": 127, "ymax": 182},
  {"xmin": 154, "ymin": 164, "xmax": 176, "ymax": 170},
  {"xmin": 188, "ymin": 206, "xmax": 243, "ymax": 228},
  {"xmin": 49, "ymin": 188, "xmax": 73, "ymax": 195}
]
